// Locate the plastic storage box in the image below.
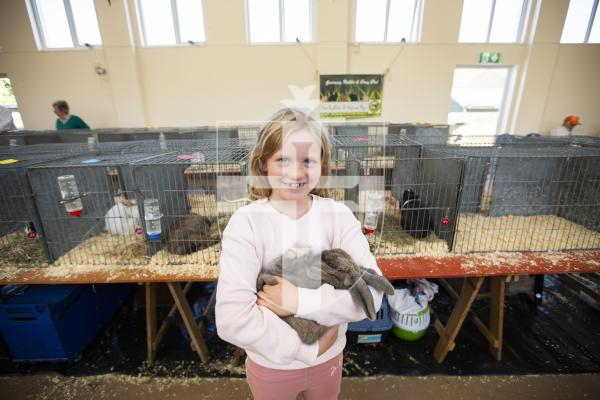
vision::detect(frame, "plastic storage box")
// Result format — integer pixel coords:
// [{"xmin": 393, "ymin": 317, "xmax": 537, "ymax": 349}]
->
[
  {"xmin": 0, "ymin": 284, "xmax": 134, "ymax": 362},
  {"xmin": 346, "ymin": 297, "xmax": 393, "ymax": 344}
]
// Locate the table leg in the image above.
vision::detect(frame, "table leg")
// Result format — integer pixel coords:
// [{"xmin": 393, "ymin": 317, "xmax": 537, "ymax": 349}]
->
[
  {"xmin": 489, "ymin": 276, "xmax": 505, "ymax": 360},
  {"xmin": 145, "ymin": 283, "xmax": 157, "ymax": 363},
  {"xmin": 433, "ymin": 276, "xmax": 485, "ymax": 363},
  {"xmin": 167, "ymin": 282, "xmax": 210, "ymax": 363}
]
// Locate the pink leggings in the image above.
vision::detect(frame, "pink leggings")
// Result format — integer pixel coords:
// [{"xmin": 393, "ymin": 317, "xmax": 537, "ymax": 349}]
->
[{"xmin": 245, "ymin": 353, "xmax": 343, "ymax": 400}]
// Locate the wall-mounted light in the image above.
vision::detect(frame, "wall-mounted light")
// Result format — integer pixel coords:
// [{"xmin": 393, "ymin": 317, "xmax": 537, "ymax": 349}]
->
[{"xmin": 94, "ymin": 63, "xmax": 107, "ymax": 76}]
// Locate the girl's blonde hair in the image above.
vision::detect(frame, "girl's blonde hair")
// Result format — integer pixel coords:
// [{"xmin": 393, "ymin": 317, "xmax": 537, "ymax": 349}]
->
[{"xmin": 248, "ymin": 107, "xmax": 332, "ymax": 201}]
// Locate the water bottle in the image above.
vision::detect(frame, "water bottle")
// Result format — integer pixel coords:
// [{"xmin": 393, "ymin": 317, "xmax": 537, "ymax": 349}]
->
[
  {"xmin": 57, "ymin": 175, "xmax": 83, "ymax": 216},
  {"xmin": 144, "ymin": 199, "xmax": 162, "ymax": 239},
  {"xmin": 363, "ymin": 192, "xmax": 383, "ymax": 234},
  {"xmin": 159, "ymin": 132, "xmax": 167, "ymax": 150},
  {"xmin": 87, "ymin": 136, "xmax": 97, "ymax": 152}
]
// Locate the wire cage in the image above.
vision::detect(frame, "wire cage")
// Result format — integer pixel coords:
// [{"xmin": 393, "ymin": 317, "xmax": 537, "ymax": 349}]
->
[
  {"xmin": 7, "ymin": 130, "xmax": 96, "ymax": 145},
  {"xmin": 26, "ymin": 149, "xmax": 162, "ymax": 267},
  {"xmin": 0, "ymin": 147, "xmax": 90, "ymax": 268},
  {"xmin": 388, "ymin": 124, "xmax": 451, "ymax": 145},
  {"xmin": 331, "ymin": 134, "xmax": 463, "ymax": 256},
  {"xmin": 128, "ymin": 138, "xmax": 250, "ymax": 272},
  {"xmin": 419, "ymin": 144, "xmax": 600, "ymax": 253},
  {"xmin": 570, "ymin": 135, "xmax": 600, "ymax": 148}
]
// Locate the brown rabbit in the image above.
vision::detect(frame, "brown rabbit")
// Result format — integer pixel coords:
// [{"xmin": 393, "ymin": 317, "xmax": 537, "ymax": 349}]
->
[
  {"xmin": 166, "ymin": 215, "xmax": 213, "ymax": 255},
  {"xmin": 257, "ymin": 247, "xmax": 395, "ymax": 344}
]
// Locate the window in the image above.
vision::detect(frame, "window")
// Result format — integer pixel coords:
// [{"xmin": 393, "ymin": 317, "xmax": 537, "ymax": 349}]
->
[
  {"xmin": 0, "ymin": 76, "xmax": 24, "ymax": 129},
  {"xmin": 137, "ymin": 0, "xmax": 206, "ymax": 46},
  {"xmin": 27, "ymin": 0, "xmax": 102, "ymax": 49},
  {"xmin": 458, "ymin": 0, "xmax": 526, "ymax": 43},
  {"xmin": 355, "ymin": 0, "xmax": 421, "ymax": 42},
  {"xmin": 561, "ymin": 0, "xmax": 600, "ymax": 43},
  {"xmin": 247, "ymin": 0, "xmax": 312, "ymax": 43},
  {"xmin": 448, "ymin": 67, "xmax": 511, "ymax": 137}
]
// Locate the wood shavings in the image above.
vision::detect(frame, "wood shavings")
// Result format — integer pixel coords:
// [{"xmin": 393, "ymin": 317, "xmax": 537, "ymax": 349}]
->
[
  {"xmin": 369, "ymin": 210, "xmax": 450, "ymax": 256},
  {"xmin": 53, "ymin": 232, "xmax": 149, "ymax": 267},
  {"xmin": 0, "ymin": 230, "xmax": 49, "ymax": 268},
  {"xmin": 454, "ymin": 214, "xmax": 600, "ymax": 253}
]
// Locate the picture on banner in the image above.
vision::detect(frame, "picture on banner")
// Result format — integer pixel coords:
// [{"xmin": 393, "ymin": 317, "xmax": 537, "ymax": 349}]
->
[{"xmin": 319, "ymin": 74, "xmax": 383, "ymax": 118}]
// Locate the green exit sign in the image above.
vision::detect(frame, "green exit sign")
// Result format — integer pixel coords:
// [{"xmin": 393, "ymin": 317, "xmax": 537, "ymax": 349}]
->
[{"xmin": 479, "ymin": 52, "xmax": 501, "ymax": 64}]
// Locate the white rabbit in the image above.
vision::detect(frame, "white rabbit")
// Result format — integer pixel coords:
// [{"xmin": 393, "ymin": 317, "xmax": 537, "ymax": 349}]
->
[{"xmin": 104, "ymin": 199, "xmax": 141, "ymax": 236}]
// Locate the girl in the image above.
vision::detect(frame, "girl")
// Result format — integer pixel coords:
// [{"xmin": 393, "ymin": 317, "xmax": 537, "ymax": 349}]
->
[{"xmin": 216, "ymin": 107, "xmax": 386, "ymax": 400}]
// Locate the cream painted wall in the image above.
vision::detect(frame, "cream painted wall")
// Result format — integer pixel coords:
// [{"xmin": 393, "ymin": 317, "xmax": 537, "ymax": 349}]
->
[{"xmin": 0, "ymin": 0, "xmax": 598, "ymax": 134}]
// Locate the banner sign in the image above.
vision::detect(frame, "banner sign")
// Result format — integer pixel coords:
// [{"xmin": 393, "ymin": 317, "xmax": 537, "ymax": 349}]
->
[{"xmin": 320, "ymin": 74, "xmax": 383, "ymax": 118}]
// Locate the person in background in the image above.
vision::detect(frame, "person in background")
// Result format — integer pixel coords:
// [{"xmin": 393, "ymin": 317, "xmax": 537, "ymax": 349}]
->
[
  {"xmin": 53, "ymin": 100, "xmax": 90, "ymax": 130},
  {"xmin": 0, "ymin": 105, "xmax": 16, "ymax": 132},
  {"xmin": 551, "ymin": 115, "xmax": 581, "ymax": 137}
]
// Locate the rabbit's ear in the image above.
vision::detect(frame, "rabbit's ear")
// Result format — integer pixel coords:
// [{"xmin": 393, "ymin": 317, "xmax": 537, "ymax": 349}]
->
[
  {"xmin": 360, "ymin": 267, "xmax": 395, "ymax": 295},
  {"xmin": 349, "ymin": 279, "xmax": 377, "ymax": 320}
]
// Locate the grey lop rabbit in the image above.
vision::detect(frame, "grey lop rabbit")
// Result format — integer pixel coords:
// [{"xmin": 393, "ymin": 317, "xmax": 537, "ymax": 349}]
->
[
  {"xmin": 166, "ymin": 215, "xmax": 213, "ymax": 255},
  {"xmin": 256, "ymin": 247, "xmax": 395, "ymax": 344}
]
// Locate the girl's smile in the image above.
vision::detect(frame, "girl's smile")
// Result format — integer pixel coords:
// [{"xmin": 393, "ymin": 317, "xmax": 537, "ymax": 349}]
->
[{"xmin": 265, "ymin": 128, "xmax": 322, "ymax": 203}]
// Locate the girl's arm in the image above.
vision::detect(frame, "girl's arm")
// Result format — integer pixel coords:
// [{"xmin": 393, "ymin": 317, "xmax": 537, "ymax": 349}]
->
[
  {"xmin": 294, "ymin": 206, "xmax": 385, "ymax": 326},
  {"xmin": 215, "ymin": 212, "xmax": 319, "ymax": 365}
]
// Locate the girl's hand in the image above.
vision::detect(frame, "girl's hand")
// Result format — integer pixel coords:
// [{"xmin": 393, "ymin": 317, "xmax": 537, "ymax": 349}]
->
[
  {"xmin": 257, "ymin": 276, "xmax": 298, "ymax": 317},
  {"xmin": 318, "ymin": 325, "xmax": 338, "ymax": 356}
]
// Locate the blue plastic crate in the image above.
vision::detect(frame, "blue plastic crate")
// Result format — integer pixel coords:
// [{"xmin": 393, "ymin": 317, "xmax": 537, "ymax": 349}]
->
[
  {"xmin": 0, "ymin": 284, "xmax": 134, "ymax": 362},
  {"xmin": 347, "ymin": 296, "xmax": 393, "ymax": 344}
]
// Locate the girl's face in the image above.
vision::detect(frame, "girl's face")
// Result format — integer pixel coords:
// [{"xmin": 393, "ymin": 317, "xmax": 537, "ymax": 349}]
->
[{"xmin": 264, "ymin": 128, "xmax": 322, "ymax": 202}]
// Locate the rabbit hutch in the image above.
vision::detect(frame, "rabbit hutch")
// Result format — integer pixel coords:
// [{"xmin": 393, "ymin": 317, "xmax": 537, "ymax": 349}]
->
[
  {"xmin": 413, "ymin": 142, "xmax": 600, "ymax": 253},
  {"xmin": 25, "ymin": 146, "xmax": 165, "ymax": 269},
  {"xmin": 0, "ymin": 145, "xmax": 90, "ymax": 268},
  {"xmin": 124, "ymin": 137, "xmax": 251, "ymax": 274},
  {"xmin": 330, "ymin": 129, "xmax": 464, "ymax": 257}
]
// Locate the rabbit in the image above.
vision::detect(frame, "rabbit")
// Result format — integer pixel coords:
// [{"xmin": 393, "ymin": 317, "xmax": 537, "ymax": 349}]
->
[
  {"xmin": 104, "ymin": 199, "xmax": 141, "ymax": 236},
  {"xmin": 166, "ymin": 215, "xmax": 213, "ymax": 255},
  {"xmin": 257, "ymin": 247, "xmax": 395, "ymax": 344},
  {"xmin": 400, "ymin": 189, "xmax": 434, "ymax": 239}
]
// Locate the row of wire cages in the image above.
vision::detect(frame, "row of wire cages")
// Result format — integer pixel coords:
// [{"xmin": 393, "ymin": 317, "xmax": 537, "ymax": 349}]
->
[
  {"xmin": 0, "ymin": 125, "xmax": 261, "ymax": 147},
  {"xmin": 0, "ymin": 137, "xmax": 252, "ymax": 269},
  {"xmin": 327, "ymin": 124, "xmax": 600, "ymax": 256}
]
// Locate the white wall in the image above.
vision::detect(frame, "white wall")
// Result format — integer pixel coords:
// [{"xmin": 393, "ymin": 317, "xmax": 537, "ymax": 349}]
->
[{"xmin": 0, "ymin": 0, "xmax": 598, "ymax": 134}]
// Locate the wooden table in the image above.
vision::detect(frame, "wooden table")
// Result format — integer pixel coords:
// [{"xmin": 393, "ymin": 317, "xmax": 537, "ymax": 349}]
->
[{"xmin": 1, "ymin": 251, "xmax": 599, "ymax": 364}]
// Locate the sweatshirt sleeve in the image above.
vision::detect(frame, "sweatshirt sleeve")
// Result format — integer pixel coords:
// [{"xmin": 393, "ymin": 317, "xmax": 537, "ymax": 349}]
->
[
  {"xmin": 215, "ymin": 210, "xmax": 319, "ymax": 365},
  {"xmin": 294, "ymin": 203, "xmax": 384, "ymax": 326}
]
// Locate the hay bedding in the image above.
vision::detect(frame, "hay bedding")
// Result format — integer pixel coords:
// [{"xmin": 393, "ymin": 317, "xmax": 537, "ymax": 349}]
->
[
  {"xmin": 0, "ymin": 230, "xmax": 49, "ymax": 267},
  {"xmin": 52, "ymin": 232, "xmax": 149, "ymax": 266},
  {"xmin": 366, "ymin": 211, "xmax": 600, "ymax": 256},
  {"xmin": 367, "ymin": 210, "xmax": 450, "ymax": 256},
  {"xmin": 454, "ymin": 214, "xmax": 600, "ymax": 252}
]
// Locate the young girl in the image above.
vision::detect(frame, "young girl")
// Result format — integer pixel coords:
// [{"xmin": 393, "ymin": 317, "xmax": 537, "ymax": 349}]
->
[{"xmin": 216, "ymin": 107, "xmax": 386, "ymax": 400}]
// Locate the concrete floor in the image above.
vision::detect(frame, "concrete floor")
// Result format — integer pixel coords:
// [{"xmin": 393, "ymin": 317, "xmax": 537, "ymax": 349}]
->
[{"xmin": 1, "ymin": 373, "xmax": 599, "ymax": 400}]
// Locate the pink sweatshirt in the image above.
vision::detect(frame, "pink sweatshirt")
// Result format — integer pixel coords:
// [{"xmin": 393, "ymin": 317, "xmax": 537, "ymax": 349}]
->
[{"xmin": 216, "ymin": 194, "xmax": 385, "ymax": 370}]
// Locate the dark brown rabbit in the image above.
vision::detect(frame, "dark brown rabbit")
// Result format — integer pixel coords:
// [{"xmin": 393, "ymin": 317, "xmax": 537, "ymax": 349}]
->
[
  {"xmin": 257, "ymin": 247, "xmax": 395, "ymax": 344},
  {"xmin": 166, "ymin": 215, "xmax": 213, "ymax": 255}
]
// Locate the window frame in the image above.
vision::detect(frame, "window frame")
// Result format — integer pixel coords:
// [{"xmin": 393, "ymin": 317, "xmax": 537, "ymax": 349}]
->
[
  {"xmin": 136, "ymin": 0, "xmax": 208, "ymax": 47},
  {"xmin": 245, "ymin": 0, "xmax": 314, "ymax": 44},
  {"xmin": 448, "ymin": 65, "xmax": 515, "ymax": 136},
  {"xmin": 353, "ymin": 0, "xmax": 423, "ymax": 44},
  {"xmin": 458, "ymin": 0, "xmax": 529, "ymax": 44},
  {"xmin": 27, "ymin": 0, "xmax": 102, "ymax": 50},
  {"xmin": 561, "ymin": 0, "xmax": 600, "ymax": 44}
]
